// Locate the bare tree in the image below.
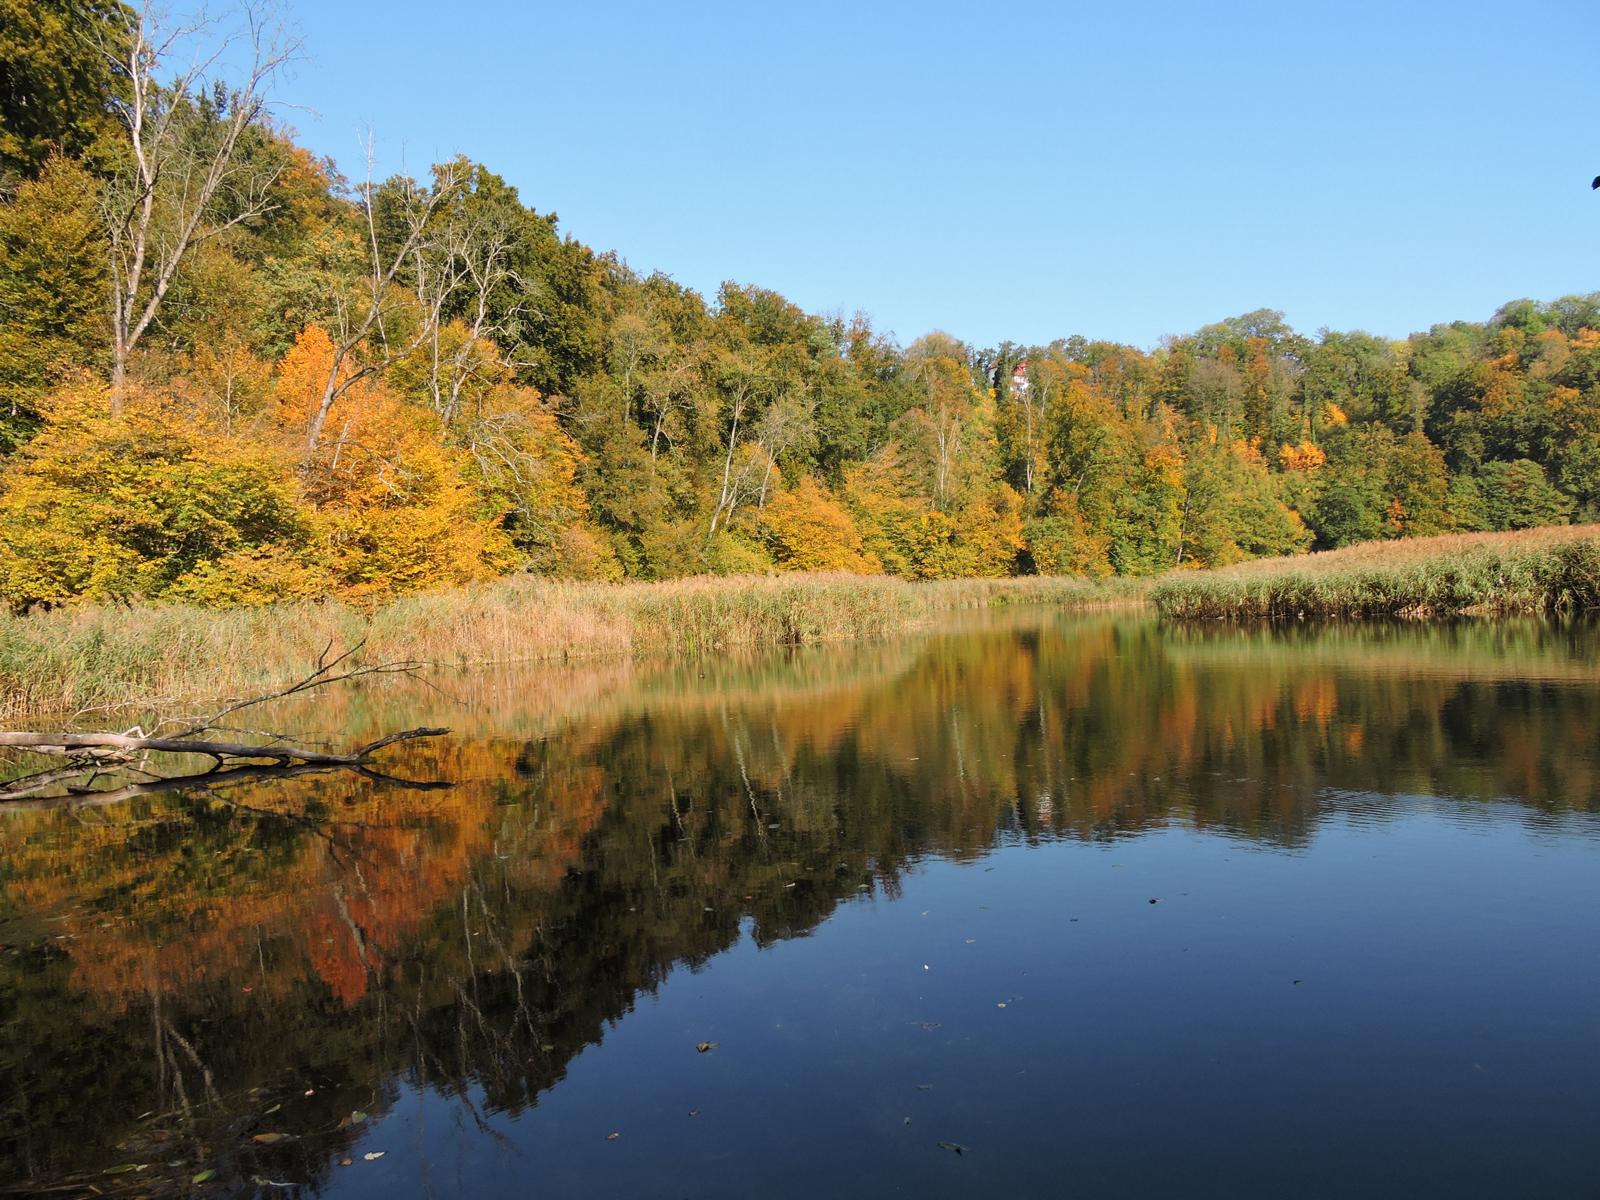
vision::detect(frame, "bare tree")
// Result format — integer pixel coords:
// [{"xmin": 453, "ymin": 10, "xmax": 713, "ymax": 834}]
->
[
  {"xmin": 413, "ymin": 165, "xmax": 528, "ymax": 427},
  {"xmin": 97, "ymin": 1, "xmax": 299, "ymax": 403},
  {"xmin": 643, "ymin": 345, "xmax": 704, "ymax": 461},
  {"xmin": 752, "ymin": 393, "xmax": 816, "ymax": 509},
  {"xmin": 708, "ymin": 351, "xmax": 766, "ymax": 537},
  {"xmin": 302, "ymin": 150, "xmax": 469, "ymax": 461}
]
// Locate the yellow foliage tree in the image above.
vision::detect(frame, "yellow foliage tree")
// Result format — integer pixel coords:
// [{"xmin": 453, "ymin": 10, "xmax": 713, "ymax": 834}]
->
[
  {"xmin": 843, "ymin": 446, "xmax": 1023, "ymax": 579},
  {"xmin": 759, "ymin": 479, "xmax": 880, "ymax": 573},
  {"xmin": 942, "ymin": 482, "xmax": 1026, "ymax": 578},
  {"xmin": 0, "ymin": 381, "xmax": 317, "ymax": 608},
  {"xmin": 843, "ymin": 447, "xmax": 942, "ymax": 578}
]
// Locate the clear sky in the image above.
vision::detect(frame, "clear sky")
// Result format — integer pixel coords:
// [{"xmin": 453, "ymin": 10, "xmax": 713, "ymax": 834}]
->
[{"xmin": 276, "ymin": 0, "xmax": 1599, "ymax": 350}]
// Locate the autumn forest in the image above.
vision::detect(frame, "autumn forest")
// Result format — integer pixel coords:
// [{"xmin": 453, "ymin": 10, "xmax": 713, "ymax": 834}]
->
[{"xmin": 2, "ymin": 2, "xmax": 1597, "ymax": 612}]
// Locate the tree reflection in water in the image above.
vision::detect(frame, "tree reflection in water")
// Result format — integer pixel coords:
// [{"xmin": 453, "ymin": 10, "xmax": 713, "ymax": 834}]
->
[{"xmin": 1, "ymin": 614, "xmax": 1596, "ymax": 1194}]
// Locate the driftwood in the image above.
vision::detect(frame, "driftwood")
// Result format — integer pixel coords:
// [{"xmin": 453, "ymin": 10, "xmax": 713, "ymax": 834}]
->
[
  {"xmin": 0, "ymin": 727, "xmax": 447, "ymax": 765},
  {"xmin": 0, "ymin": 641, "xmax": 451, "ymax": 807}
]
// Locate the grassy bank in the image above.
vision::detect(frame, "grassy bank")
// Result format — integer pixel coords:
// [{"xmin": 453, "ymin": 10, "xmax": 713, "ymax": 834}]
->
[
  {"xmin": 10, "ymin": 525, "xmax": 1593, "ymax": 722},
  {"xmin": 1151, "ymin": 525, "xmax": 1600, "ymax": 620},
  {"xmin": 0, "ymin": 573, "xmax": 1136, "ymax": 723}
]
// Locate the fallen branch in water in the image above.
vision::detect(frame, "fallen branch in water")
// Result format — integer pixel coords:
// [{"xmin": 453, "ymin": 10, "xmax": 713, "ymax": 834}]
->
[
  {"xmin": 0, "ymin": 644, "xmax": 451, "ymax": 806},
  {"xmin": 0, "ymin": 727, "xmax": 448, "ymax": 766}
]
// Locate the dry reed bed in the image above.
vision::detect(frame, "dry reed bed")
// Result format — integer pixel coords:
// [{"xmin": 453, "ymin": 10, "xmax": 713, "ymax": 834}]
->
[
  {"xmin": 1151, "ymin": 525, "xmax": 1600, "ymax": 620},
  {"xmin": 0, "ymin": 573, "xmax": 1129, "ymax": 723},
  {"xmin": 14, "ymin": 525, "xmax": 1588, "ymax": 722}
]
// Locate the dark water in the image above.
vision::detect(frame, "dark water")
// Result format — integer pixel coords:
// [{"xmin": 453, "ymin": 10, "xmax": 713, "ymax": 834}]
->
[{"xmin": 3, "ymin": 615, "xmax": 1599, "ymax": 1198}]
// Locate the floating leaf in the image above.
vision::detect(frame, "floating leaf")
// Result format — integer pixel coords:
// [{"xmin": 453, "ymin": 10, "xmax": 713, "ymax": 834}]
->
[
  {"xmin": 938, "ymin": 1141, "xmax": 968, "ymax": 1155},
  {"xmin": 695, "ymin": 1041, "xmax": 718, "ymax": 1053},
  {"xmin": 192, "ymin": 1168, "xmax": 216, "ymax": 1183},
  {"xmin": 363, "ymin": 1151, "xmax": 385, "ymax": 1161},
  {"xmin": 606, "ymin": 1132, "xmax": 620, "ymax": 1141},
  {"xmin": 350, "ymin": 1110, "xmax": 368, "ymax": 1125},
  {"xmin": 252, "ymin": 1132, "xmax": 290, "ymax": 1145}
]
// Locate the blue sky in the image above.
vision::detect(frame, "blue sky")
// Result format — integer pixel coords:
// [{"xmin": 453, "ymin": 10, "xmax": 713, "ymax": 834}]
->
[{"xmin": 276, "ymin": 0, "xmax": 1599, "ymax": 350}]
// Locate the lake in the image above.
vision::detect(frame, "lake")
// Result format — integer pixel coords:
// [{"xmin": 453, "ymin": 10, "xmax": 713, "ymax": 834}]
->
[{"xmin": 2, "ymin": 614, "xmax": 1598, "ymax": 1198}]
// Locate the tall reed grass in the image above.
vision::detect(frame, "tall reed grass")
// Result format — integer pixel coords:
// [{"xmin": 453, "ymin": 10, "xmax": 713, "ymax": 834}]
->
[
  {"xmin": 12, "ymin": 527, "xmax": 1588, "ymax": 722},
  {"xmin": 0, "ymin": 573, "xmax": 1133, "ymax": 723},
  {"xmin": 1151, "ymin": 525, "xmax": 1600, "ymax": 621}
]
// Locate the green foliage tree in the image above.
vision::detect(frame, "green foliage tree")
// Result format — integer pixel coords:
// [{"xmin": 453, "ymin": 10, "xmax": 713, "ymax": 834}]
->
[
  {"xmin": 1477, "ymin": 459, "xmax": 1575, "ymax": 530},
  {"xmin": 0, "ymin": 0, "xmax": 128, "ymax": 180},
  {"xmin": 0, "ymin": 154, "xmax": 107, "ymax": 448}
]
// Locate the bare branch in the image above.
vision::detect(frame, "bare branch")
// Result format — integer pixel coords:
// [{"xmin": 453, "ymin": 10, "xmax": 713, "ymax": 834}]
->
[
  {"xmin": 173, "ymin": 639, "xmax": 430, "ymax": 735},
  {"xmin": 0, "ymin": 643, "xmax": 453, "ymax": 807},
  {"xmin": 302, "ymin": 150, "xmax": 471, "ymax": 460},
  {"xmin": 0, "ymin": 727, "xmax": 449, "ymax": 766},
  {"xmin": 98, "ymin": 1, "xmax": 302, "ymax": 399}
]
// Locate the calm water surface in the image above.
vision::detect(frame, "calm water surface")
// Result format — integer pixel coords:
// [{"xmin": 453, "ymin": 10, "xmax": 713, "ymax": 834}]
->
[{"xmin": 3, "ymin": 615, "xmax": 1599, "ymax": 1197}]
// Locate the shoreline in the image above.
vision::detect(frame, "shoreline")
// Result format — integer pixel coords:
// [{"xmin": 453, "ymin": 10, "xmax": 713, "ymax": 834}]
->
[
  {"xmin": 1151, "ymin": 525, "xmax": 1600, "ymax": 621},
  {"xmin": 1, "ymin": 524, "xmax": 1596, "ymax": 725},
  {"xmin": 0, "ymin": 574, "xmax": 1140, "ymax": 724}
]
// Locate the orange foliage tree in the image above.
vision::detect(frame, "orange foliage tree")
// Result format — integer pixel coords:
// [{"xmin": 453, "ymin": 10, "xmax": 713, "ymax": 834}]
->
[{"xmin": 276, "ymin": 326, "xmax": 516, "ymax": 597}]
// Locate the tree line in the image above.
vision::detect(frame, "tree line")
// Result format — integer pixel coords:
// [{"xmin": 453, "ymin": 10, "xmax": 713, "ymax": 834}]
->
[{"xmin": 1, "ymin": 0, "xmax": 1596, "ymax": 609}]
